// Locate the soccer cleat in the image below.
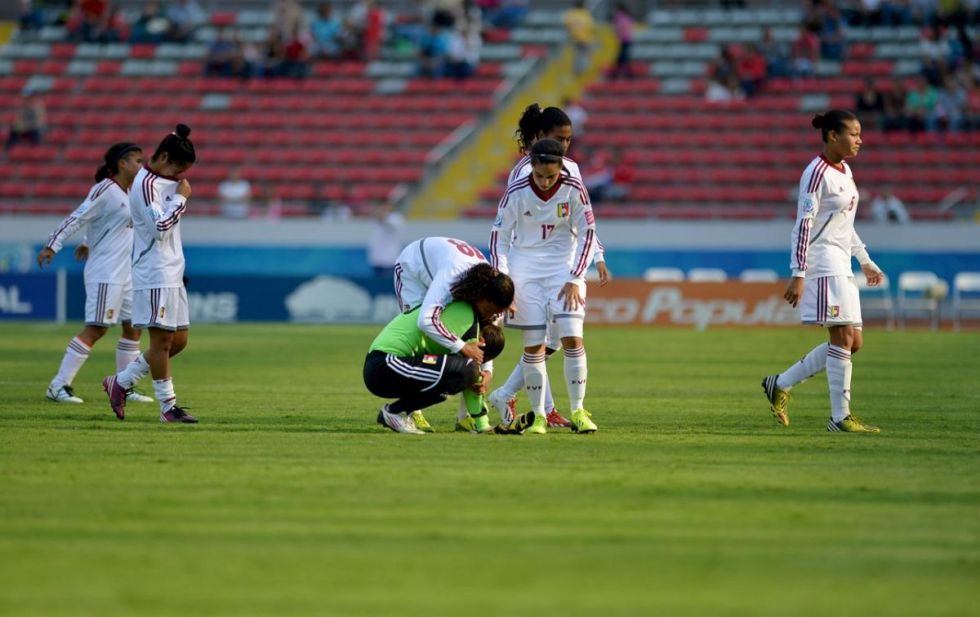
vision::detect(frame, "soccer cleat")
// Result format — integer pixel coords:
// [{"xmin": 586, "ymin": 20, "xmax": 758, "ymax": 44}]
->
[
  {"xmin": 761, "ymin": 375, "xmax": 791, "ymax": 427},
  {"xmin": 487, "ymin": 389, "xmax": 515, "ymax": 424},
  {"xmin": 455, "ymin": 415, "xmax": 476, "ymax": 432},
  {"xmin": 102, "ymin": 376, "xmax": 127, "ymax": 420},
  {"xmin": 410, "ymin": 410, "xmax": 435, "ymax": 433},
  {"xmin": 126, "ymin": 389, "xmax": 154, "ymax": 403},
  {"xmin": 376, "ymin": 405, "xmax": 424, "ymax": 434},
  {"xmin": 525, "ymin": 414, "xmax": 548, "ymax": 435},
  {"xmin": 828, "ymin": 415, "xmax": 880, "ymax": 433},
  {"xmin": 46, "ymin": 384, "xmax": 83, "ymax": 404},
  {"xmin": 546, "ymin": 408, "xmax": 572, "ymax": 428},
  {"xmin": 472, "ymin": 413, "xmax": 493, "ymax": 433},
  {"xmin": 569, "ymin": 409, "xmax": 597, "ymax": 433},
  {"xmin": 494, "ymin": 411, "xmax": 536, "ymax": 435},
  {"xmin": 160, "ymin": 406, "xmax": 198, "ymax": 424}
]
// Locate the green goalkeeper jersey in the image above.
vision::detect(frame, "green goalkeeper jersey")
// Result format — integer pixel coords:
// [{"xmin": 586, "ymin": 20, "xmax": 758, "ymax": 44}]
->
[{"xmin": 369, "ymin": 301, "xmax": 478, "ymax": 357}]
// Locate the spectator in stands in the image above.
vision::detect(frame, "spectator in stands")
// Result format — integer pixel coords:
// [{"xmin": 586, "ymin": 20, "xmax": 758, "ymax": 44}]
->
[
  {"xmin": 818, "ymin": 2, "xmax": 848, "ymax": 61},
  {"xmin": 488, "ymin": 0, "xmax": 528, "ymax": 29},
  {"xmin": 870, "ymin": 188, "xmax": 911, "ymax": 223},
  {"xmin": 344, "ymin": 0, "xmax": 386, "ymax": 60},
  {"xmin": 282, "ymin": 25, "xmax": 313, "ymax": 78},
  {"xmin": 792, "ymin": 23, "xmax": 821, "ymax": 77},
  {"xmin": 905, "ymin": 74, "xmax": 938, "ymax": 131},
  {"xmin": 444, "ymin": 22, "xmax": 481, "ymax": 80},
  {"xmin": 166, "ymin": 0, "xmax": 205, "ymax": 43},
  {"xmin": 882, "ymin": 80, "xmax": 908, "ymax": 130},
  {"xmin": 260, "ymin": 31, "xmax": 286, "ymax": 77},
  {"xmin": 562, "ymin": 97, "xmax": 588, "ymax": 142},
  {"xmin": 205, "ymin": 28, "xmax": 240, "ymax": 77},
  {"xmin": 611, "ymin": 150, "xmax": 634, "ymax": 202},
  {"xmin": 96, "ymin": 6, "xmax": 130, "ymax": 43},
  {"xmin": 855, "ymin": 77, "xmax": 886, "ymax": 128},
  {"xmin": 18, "ymin": 0, "xmax": 44, "ymax": 32},
  {"xmin": 610, "ymin": 2, "xmax": 635, "ymax": 79},
  {"xmin": 367, "ymin": 203, "xmax": 405, "ymax": 277},
  {"xmin": 760, "ymin": 26, "xmax": 791, "ymax": 78},
  {"xmin": 218, "ymin": 167, "xmax": 253, "ymax": 219},
  {"xmin": 311, "ymin": 3, "xmax": 343, "ymax": 59},
  {"xmin": 738, "ymin": 43, "xmax": 768, "ymax": 97},
  {"xmin": 130, "ymin": 1, "xmax": 171, "ymax": 44},
  {"xmin": 564, "ymin": 0, "xmax": 596, "ymax": 76},
  {"xmin": 5, "ymin": 91, "xmax": 47, "ymax": 151},
  {"xmin": 582, "ymin": 148, "xmax": 615, "ymax": 203},
  {"xmin": 934, "ymin": 73, "xmax": 969, "ymax": 130},
  {"xmin": 705, "ymin": 72, "xmax": 746, "ymax": 102},
  {"xmin": 272, "ymin": 0, "xmax": 305, "ymax": 44},
  {"xmin": 418, "ymin": 22, "xmax": 450, "ymax": 77}
]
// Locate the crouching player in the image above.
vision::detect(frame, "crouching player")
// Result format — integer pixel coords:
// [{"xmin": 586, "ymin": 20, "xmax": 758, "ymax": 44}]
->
[{"xmin": 364, "ymin": 307, "xmax": 507, "ymax": 435}]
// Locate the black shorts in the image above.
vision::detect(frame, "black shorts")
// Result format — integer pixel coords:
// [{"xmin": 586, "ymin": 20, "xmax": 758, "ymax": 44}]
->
[{"xmin": 363, "ymin": 350, "xmax": 479, "ymax": 399}]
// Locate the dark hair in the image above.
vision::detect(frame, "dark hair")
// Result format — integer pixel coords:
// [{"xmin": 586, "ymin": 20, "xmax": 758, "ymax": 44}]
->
[
  {"xmin": 451, "ymin": 263, "xmax": 515, "ymax": 312},
  {"xmin": 811, "ymin": 110, "xmax": 858, "ymax": 143},
  {"xmin": 515, "ymin": 103, "xmax": 571, "ymax": 152},
  {"xmin": 480, "ymin": 324, "xmax": 505, "ymax": 362},
  {"xmin": 529, "ymin": 138, "xmax": 564, "ymax": 166},
  {"xmin": 95, "ymin": 142, "xmax": 141, "ymax": 182},
  {"xmin": 152, "ymin": 123, "xmax": 196, "ymax": 167}
]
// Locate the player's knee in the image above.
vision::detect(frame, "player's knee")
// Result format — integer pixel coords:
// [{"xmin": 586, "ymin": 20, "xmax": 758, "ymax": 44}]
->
[{"xmin": 440, "ymin": 357, "xmax": 481, "ymax": 394}]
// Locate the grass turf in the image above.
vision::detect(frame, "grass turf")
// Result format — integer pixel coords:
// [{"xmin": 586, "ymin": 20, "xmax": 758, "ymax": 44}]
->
[{"xmin": 0, "ymin": 323, "xmax": 977, "ymax": 617}]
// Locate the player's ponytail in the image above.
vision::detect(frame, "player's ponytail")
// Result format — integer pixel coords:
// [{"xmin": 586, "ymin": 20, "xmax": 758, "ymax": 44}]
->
[
  {"xmin": 812, "ymin": 110, "xmax": 858, "ymax": 143},
  {"xmin": 152, "ymin": 123, "xmax": 197, "ymax": 167},
  {"xmin": 94, "ymin": 142, "xmax": 141, "ymax": 182}
]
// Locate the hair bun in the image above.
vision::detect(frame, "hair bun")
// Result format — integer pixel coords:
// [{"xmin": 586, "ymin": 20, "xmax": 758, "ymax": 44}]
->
[
  {"xmin": 811, "ymin": 114, "xmax": 825, "ymax": 130},
  {"xmin": 175, "ymin": 124, "xmax": 192, "ymax": 139}
]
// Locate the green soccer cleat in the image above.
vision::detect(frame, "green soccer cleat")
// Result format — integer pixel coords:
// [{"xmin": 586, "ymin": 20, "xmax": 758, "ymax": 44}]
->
[
  {"xmin": 455, "ymin": 415, "xmax": 476, "ymax": 432},
  {"xmin": 525, "ymin": 413, "xmax": 548, "ymax": 435},
  {"xmin": 473, "ymin": 413, "xmax": 493, "ymax": 433},
  {"xmin": 494, "ymin": 411, "xmax": 536, "ymax": 435},
  {"xmin": 570, "ymin": 409, "xmax": 597, "ymax": 433},
  {"xmin": 761, "ymin": 375, "xmax": 791, "ymax": 426},
  {"xmin": 410, "ymin": 410, "xmax": 435, "ymax": 433},
  {"xmin": 828, "ymin": 415, "xmax": 880, "ymax": 433}
]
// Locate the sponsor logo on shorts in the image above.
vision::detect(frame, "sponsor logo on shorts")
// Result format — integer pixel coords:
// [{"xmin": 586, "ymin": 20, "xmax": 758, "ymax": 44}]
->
[{"xmin": 422, "ymin": 354, "xmax": 439, "ymax": 365}]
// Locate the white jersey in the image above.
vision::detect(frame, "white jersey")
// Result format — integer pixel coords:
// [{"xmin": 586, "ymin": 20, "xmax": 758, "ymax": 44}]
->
[
  {"xmin": 45, "ymin": 178, "xmax": 133, "ymax": 285},
  {"xmin": 507, "ymin": 154, "xmax": 605, "ymax": 263},
  {"xmin": 130, "ymin": 166, "xmax": 187, "ymax": 290},
  {"xmin": 394, "ymin": 236, "xmax": 488, "ymax": 353},
  {"xmin": 489, "ymin": 174, "xmax": 597, "ymax": 284},
  {"xmin": 790, "ymin": 155, "xmax": 872, "ymax": 279}
]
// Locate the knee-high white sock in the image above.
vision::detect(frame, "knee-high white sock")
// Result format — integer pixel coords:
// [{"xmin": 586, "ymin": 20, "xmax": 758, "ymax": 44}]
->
[
  {"xmin": 499, "ymin": 361, "xmax": 525, "ymax": 401},
  {"xmin": 826, "ymin": 345, "xmax": 852, "ymax": 422},
  {"xmin": 776, "ymin": 343, "xmax": 829, "ymax": 390},
  {"xmin": 52, "ymin": 337, "xmax": 91, "ymax": 387},
  {"xmin": 456, "ymin": 396, "xmax": 468, "ymax": 421},
  {"xmin": 543, "ymin": 375, "xmax": 555, "ymax": 412},
  {"xmin": 117, "ymin": 353, "xmax": 151, "ymax": 389},
  {"xmin": 563, "ymin": 346, "xmax": 587, "ymax": 411},
  {"xmin": 521, "ymin": 351, "xmax": 548, "ymax": 417},
  {"xmin": 153, "ymin": 377, "xmax": 177, "ymax": 413},
  {"xmin": 115, "ymin": 338, "xmax": 141, "ymax": 373}
]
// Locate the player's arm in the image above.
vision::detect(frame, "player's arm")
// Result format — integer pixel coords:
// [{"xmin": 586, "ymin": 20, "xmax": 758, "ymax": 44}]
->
[
  {"xmin": 437, "ymin": 303, "xmax": 485, "ymax": 364},
  {"xmin": 417, "ymin": 274, "xmax": 467, "ymax": 354},
  {"xmin": 785, "ymin": 178, "xmax": 822, "ymax": 306},
  {"xmin": 593, "ymin": 235, "xmax": 610, "ymax": 285},
  {"xmin": 37, "ymin": 191, "xmax": 101, "ymax": 267},
  {"xmin": 489, "ymin": 185, "xmax": 518, "ymax": 274},
  {"xmin": 148, "ymin": 180, "xmax": 191, "ymax": 241},
  {"xmin": 558, "ymin": 187, "xmax": 597, "ymax": 311},
  {"xmin": 850, "ymin": 229, "xmax": 884, "ymax": 286}
]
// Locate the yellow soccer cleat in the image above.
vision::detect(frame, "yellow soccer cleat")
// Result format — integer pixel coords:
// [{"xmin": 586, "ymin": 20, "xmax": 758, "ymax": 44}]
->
[
  {"xmin": 410, "ymin": 410, "xmax": 435, "ymax": 433},
  {"xmin": 455, "ymin": 415, "xmax": 476, "ymax": 432},
  {"xmin": 761, "ymin": 375, "xmax": 791, "ymax": 426},
  {"xmin": 570, "ymin": 409, "xmax": 597, "ymax": 433},
  {"xmin": 525, "ymin": 413, "xmax": 548, "ymax": 435},
  {"xmin": 828, "ymin": 415, "xmax": 880, "ymax": 433}
]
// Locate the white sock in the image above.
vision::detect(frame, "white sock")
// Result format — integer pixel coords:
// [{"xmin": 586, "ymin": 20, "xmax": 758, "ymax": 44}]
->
[
  {"xmin": 563, "ymin": 346, "xmax": 587, "ymax": 411},
  {"xmin": 521, "ymin": 351, "xmax": 548, "ymax": 417},
  {"xmin": 456, "ymin": 396, "xmax": 468, "ymax": 421},
  {"xmin": 117, "ymin": 353, "xmax": 151, "ymax": 389},
  {"xmin": 52, "ymin": 337, "xmax": 91, "ymax": 388},
  {"xmin": 776, "ymin": 343, "xmax": 829, "ymax": 390},
  {"xmin": 499, "ymin": 361, "xmax": 525, "ymax": 401},
  {"xmin": 115, "ymin": 338, "xmax": 141, "ymax": 373},
  {"xmin": 543, "ymin": 376, "xmax": 555, "ymax": 412},
  {"xmin": 153, "ymin": 377, "xmax": 177, "ymax": 413},
  {"xmin": 826, "ymin": 345, "xmax": 852, "ymax": 422}
]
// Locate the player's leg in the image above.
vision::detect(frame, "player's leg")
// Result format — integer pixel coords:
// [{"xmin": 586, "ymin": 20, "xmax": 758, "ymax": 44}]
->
[
  {"xmin": 542, "ymin": 318, "xmax": 569, "ymax": 427},
  {"xmin": 823, "ymin": 277, "xmax": 877, "ymax": 433},
  {"xmin": 48, "ymin": 281, "xmax": 111, "ymax": 403},
  {"xmin": 115, "ymin": 284, "xmax": 153, "ymax": 403},
  {"xmin": 552, "ymin": 281, "xmax": 595, "ymax": 433}
]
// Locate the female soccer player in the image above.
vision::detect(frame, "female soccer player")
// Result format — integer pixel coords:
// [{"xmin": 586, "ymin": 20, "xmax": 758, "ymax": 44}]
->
[
  {"xmin": 489, "ymin": 138, "xmax": 599, "ymax": 435},
  {"xmin": 37, "ymin": 142, "xmax": 153, "ymax": 405},
  {"xmin": 761, "ymin": 110, "xmax": 884, "ymax": 433},
  {"xmin": 393, "ymin": 237, "xmax": 513, "ymax": 431},
  {"xmin": 488, "ymin": 103, "xmax": 610, "ymax": 429},
  {"xmin": 103, "ymin": 124, "xmax": 197, "ymax": 423}
]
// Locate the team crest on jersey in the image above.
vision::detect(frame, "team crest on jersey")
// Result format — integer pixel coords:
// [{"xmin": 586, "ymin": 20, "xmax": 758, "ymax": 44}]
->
[
  {"xmin": 829, "ymin": 305, "xmax": 840, "ymax": 318},
  {"xmin": 556, "ymin": 202, "xmax": 570, "ymax": 218},
  {"xmin": 421, "ymin": 354, "xmax": 439, "ymax": 365}
]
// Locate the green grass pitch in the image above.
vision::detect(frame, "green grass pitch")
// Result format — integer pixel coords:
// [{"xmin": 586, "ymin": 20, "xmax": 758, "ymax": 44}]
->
[{"xmin": 1, "ymin": 322, "xmax": 978, "ymax": 617}]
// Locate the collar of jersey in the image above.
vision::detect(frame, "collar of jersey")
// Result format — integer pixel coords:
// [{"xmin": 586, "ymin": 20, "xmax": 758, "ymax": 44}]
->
[{"xmin": 529, "ymin": 176, "xmax": 564, "ymax": 201}]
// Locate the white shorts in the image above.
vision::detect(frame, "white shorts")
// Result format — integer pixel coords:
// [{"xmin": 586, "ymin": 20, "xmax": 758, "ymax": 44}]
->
[
  {"xmin": 393, "ymin": 262, "xmax": 426, "ymax": 312},
  {"xmin": 132, "ymin": 287, "xmax": 190, "ymax": 331},
  {"xmin": 800, "ymin": 275, "xmax": 862, "ymax": 326},
  {"xmin": 85, "ymin": 281, "xmax": 132, "ymax": 326},
  {"xmin": 509, "ymin": 276, "xmax": 586, "ymax": 344}
]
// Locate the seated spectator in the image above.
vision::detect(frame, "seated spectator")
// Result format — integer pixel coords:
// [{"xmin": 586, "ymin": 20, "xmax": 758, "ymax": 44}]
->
[
  {"xmin": 19, "ymin": 0, "xmax": 44, "ymax": 32},
  {"xmin": 705, "ymin": 73, "xmax": 746, "ymax": 102},
  {"xmin": 418, "ymin": 24, "xmax": 450, "ymax": 77},
  {"xmin": 66, "ymin": 0, "xmax": 109, "ymax": 42},
  {"xmin": 737, "ymin": 43, "xmax": 767, "ymax": 97},
  {"xmin": 311, "ymin": 3, "xmax": 343, "ymax": 58},
  {"xmin": 489, "ymin": 0, "xmax": 529, "ymax": 29},
  {"xmin": 882, "ymin": 81, "xmax": 907, "ymax": 131},
  {"xmin": 934, "ymin": 74, "xmax": 968, "ymax": 131},
  {"xmin": 130, "ymin": 1, "xmax": 171, "ymax": 44},
  {"xmin": 166, "ymin": 0, "xmax": 206, "ymax": 43},
  {"xmin": 819, "ymin": 3, "xmax": 847, "ymax": 61},
  {"xmin": 282, "ymin": 26, "xmax": 313, "ymax": 78},
  {"xmin": 582, "ymin": 149, "xmax": 615, "ymax": 203},
  {"xmin": 870, "ymin": 189, "xmax": 911, "ymax": 223},
  {"xmin": 205, "ymin": 28, "xmax": 239, "ymax": 76},
  {"xmin": 5, "ymin": 91, "xmax": 47, "ymax": 150},
  {"xmin": 272, "ymin": 0, "xmax": 305, "ymax": 44},
  {"xmin": 792, "ymin": 24, "xmax": 820, "ymax": 77},
  {"xmin": 610, "ymin": 2, "xmax": 635, "ymax": 79},
  {"xmin": 260, "ymin": 31, "xmax": 286, "ymax": 77},
  {"xmin": 218, "ymin": 167, "xmax": 253, "ymax": 219},
  {"xmin": 759, "ymin": 26, "xmax": 790, "ymax": 78},
  {"xmin": 905, "ymin": 75, "xmax": 938, "ymax": 132},
  {"xmin": 855, "ymin": 77, "xmax": 885, "ymax": 128}
]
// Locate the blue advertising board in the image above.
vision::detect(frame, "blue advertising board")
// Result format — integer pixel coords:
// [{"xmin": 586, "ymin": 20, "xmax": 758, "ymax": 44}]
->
[{"xmin": 0, "ymin": 272, "xmax": 60, "ymax": 321}]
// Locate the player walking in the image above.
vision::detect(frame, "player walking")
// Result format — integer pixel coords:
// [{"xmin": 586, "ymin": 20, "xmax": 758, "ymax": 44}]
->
[
  {"xmin": 37, "ymin": 142, "xmax": 154, "ymax": 405},
  {"xmin": 489, "ymin": 138, "xmax": 599, "ymax": 435},
  {"xmin": 103, "ymin": 124, "xmax": 198, "ymax": 423},
  {"xmin": 762, "ymin": 110, "xmax": 884, "ymax": 433}
]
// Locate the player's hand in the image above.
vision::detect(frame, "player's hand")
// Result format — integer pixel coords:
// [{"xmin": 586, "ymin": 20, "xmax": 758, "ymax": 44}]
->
[
  {"xmin": 783, "ymin": 277, "xmax": 804, "ymax": 307},
  {"xmin": 177, "ymin": 179, "xmax": 192, "ymax": 199},
  {"xmin": 73, "ymin": 245, "xmax": 89, "ymax": 262},
  {"xmin": 558, "ymin": 282, "xmax": 584, "ymax": 311},
  {"xmin": 36, "ymin": 247, "xmax": 55, "ymax": 268},
  {"xmin": 861, "ymin": 264, "xmax": 884, "ymax": 287},
  {"xmin": 596, "ymin": 261, "xmax": 611, "ymax": 286},
  {"xmin": 460, "ymin": 341, "xmax": 485, "ymax": 365},
  {"xmin": 471, "ymin": 370, "xmax": 493, "ymax": 394}
]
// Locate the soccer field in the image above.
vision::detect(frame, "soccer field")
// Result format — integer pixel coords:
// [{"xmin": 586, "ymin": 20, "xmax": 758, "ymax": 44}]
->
[{"xmin": 0, "ymin": 323, "xmax": 977, "ymax": 617}]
